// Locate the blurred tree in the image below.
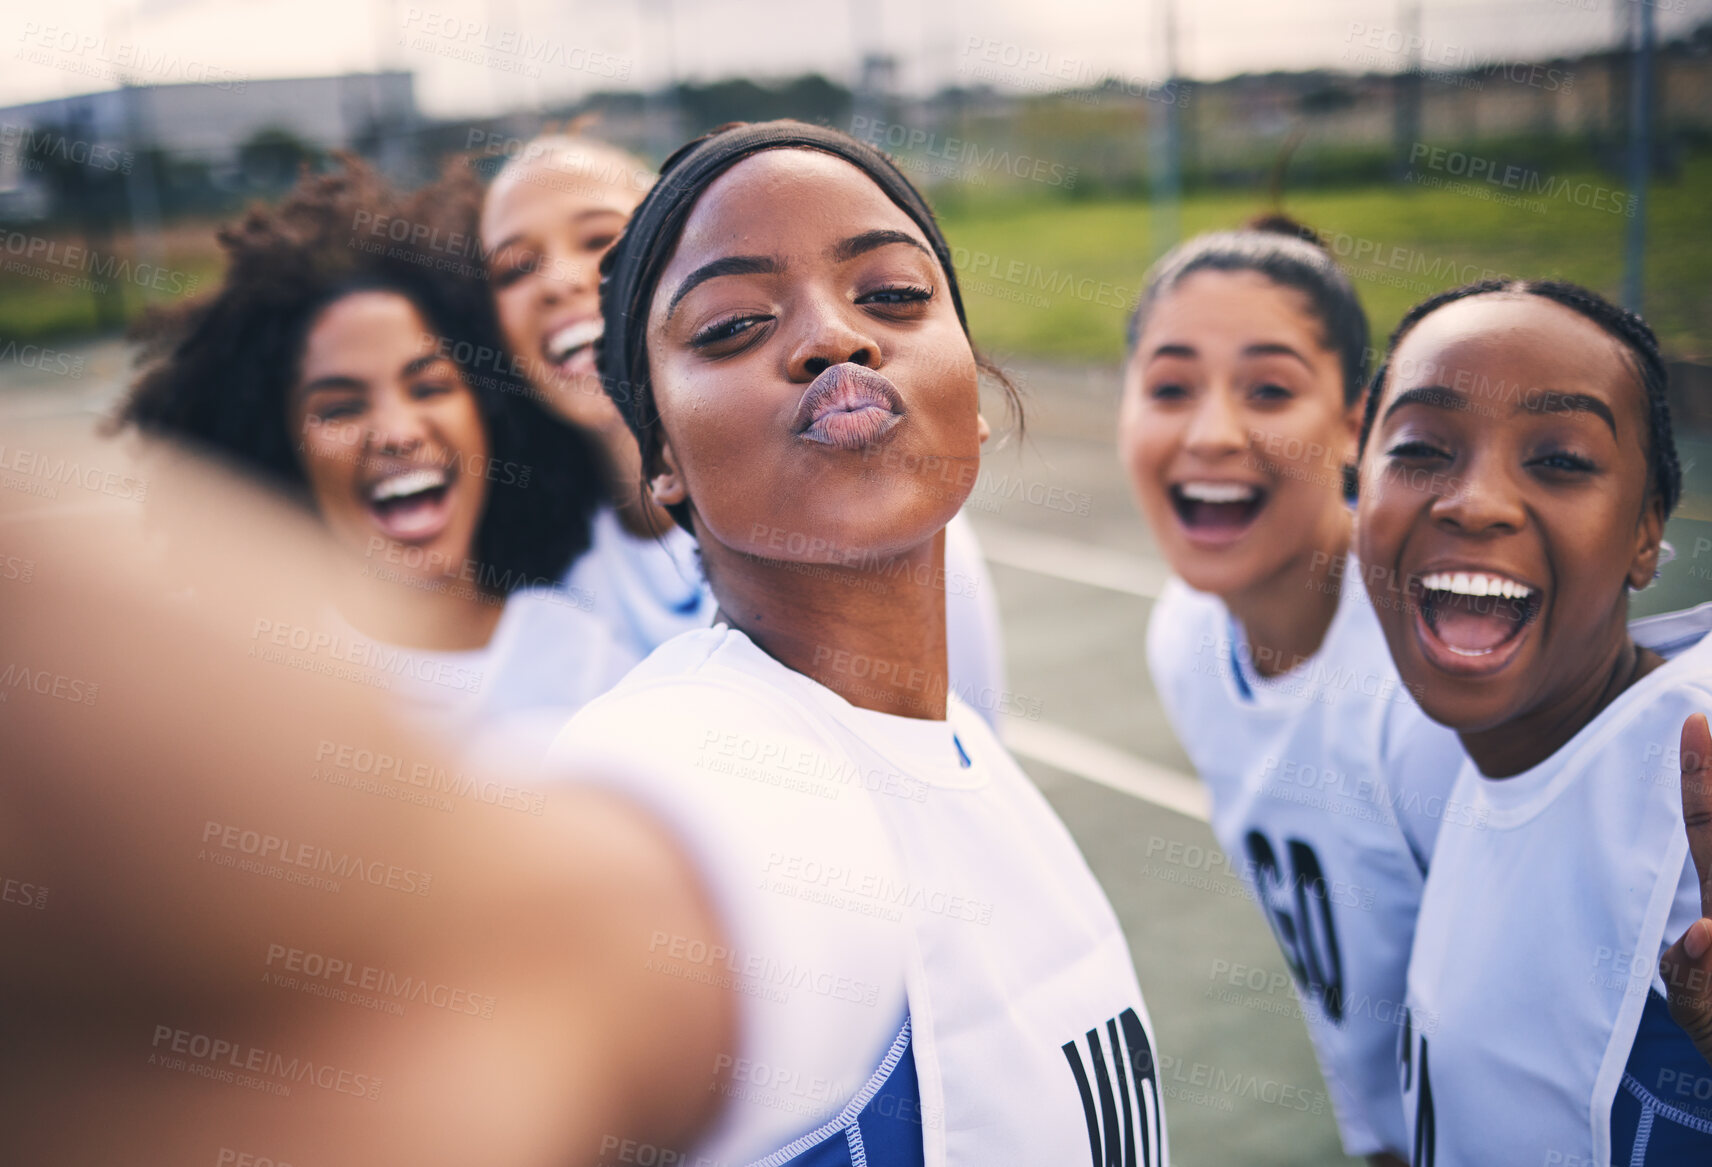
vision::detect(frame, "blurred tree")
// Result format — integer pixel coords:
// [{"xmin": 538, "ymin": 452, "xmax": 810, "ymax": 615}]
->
[
  {"xmin": 674, "ymin": 74, "xmax": 852, "ymax": 135},
  {"xmin": 238, "ymin": 128, "xmax": 318, "ymax": 192},
  {"xmin": 22, "ymin": 115, "xmax": 128, "ymax": 328}
]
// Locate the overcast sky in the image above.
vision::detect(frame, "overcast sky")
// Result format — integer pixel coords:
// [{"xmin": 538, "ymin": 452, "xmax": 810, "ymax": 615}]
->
[{"xmin": 5, "ymin": 0, "xmax": 1709, "ymax": 118}]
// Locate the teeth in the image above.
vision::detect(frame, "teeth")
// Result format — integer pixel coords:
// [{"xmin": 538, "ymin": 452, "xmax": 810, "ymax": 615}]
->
[
  {"xmin": 1178, "ymin": 481, "xmax": 1258, "ymax": 504},
  {"xmin": 370, "ymin": 467, "xmax": 448, "ymax": 503},
  {"xmin": 1420, "ymin": 571, "xmax": 1534, "ymax": 600},
  {"xmin": 547, "ymin": 319, "xmax": 603, "ymax": 363}
]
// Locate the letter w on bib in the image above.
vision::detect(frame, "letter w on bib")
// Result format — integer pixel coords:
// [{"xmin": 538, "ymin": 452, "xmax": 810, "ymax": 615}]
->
[{"xmin": 1063, "ymin": 1008, "xmax": 1164, "ymax": 1167}]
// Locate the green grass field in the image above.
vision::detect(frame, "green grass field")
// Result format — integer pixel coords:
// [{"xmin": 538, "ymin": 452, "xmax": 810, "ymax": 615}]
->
[
  {"xmin": 0, "ymin": 218, "xmax": 224, "ymax": 341},
  {"xmin": 3, "ymin": 155, "xmax": 1708, "ymax": 364},
  {"xmin": 937, "ymin": 154, "xmax": 1712, "ymax": 364}
]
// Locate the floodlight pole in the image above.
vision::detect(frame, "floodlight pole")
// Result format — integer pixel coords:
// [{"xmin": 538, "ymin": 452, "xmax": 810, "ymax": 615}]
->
[
  {"xmin": 1149, "ymin": 0, "xmax": 1181, "ymax": 260},
  {"xmin": 1621, "ymin": 0, "xmax": 1654, "ymax": 314}
]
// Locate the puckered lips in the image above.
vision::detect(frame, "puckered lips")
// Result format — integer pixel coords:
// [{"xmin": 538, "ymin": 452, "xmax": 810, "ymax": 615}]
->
[
  {"xmin": 1167, "ymin": 479, "xmax": 1268, "ymax": 547},
  {"xmin": 792, "ymin": 363, "xmax": 905, "ymax": 451},
  {"xmin": 1408, "ymin": 565, "xmax": 1542, "ymax": 677},
  {"xmin": 361, "ymin": 462, "xmax": 457, "ymax": 544},
  {"xmin": 543, "ymin": 317, "xmax": 602, "ymax": 379}
]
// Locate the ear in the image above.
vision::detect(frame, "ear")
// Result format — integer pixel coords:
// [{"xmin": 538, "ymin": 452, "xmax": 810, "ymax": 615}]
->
[
  {"xmin": 649, "ymin": 437, "xmax": 688, "ymax": 507},
  {"xmin": 1627, "ymin": 491, "xmax": 1667, "ymax": 591},
  {"xmin": 977, "ymin": 412, "xmax": 991, "ymax": 446}
]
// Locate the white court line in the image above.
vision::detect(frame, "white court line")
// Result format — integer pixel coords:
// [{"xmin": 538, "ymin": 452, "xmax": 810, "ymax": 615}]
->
[
  {"xmin": 974, "ymin": 521, "xmax": 1200, "ymax": 817},
  {"xmin": 972, "ymin": 519, "xmax": 1170, "ymax": 599},
  {"xmin": 1004, "ymin": 716, "xmax": 1209, "ymax": 823}
]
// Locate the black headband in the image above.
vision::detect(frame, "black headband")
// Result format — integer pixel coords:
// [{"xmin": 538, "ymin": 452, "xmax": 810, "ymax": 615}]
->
[{"xmin": 597, "ymin": 120, "xmax": 970, "ymax": 484}]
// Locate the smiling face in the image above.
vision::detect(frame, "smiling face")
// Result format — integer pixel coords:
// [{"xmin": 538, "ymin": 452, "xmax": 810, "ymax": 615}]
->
[
  {"xmin": 643, "ymin": 148, "xmax": 983, "ymax": 566},
  {"xmin": 1357, "ymin": 293, "xmax": 1663, "ymax": 751},
  {"xmin": 480, "ymin": 144, "xmax": 645, "ymax": 433},
  {"xmin": 1119, "ymin": 269, "xmax": 1359, "ymax": 598},
  {"xmin": 286, "ymin": 290, "xmax": 490, "ymax": 584}
]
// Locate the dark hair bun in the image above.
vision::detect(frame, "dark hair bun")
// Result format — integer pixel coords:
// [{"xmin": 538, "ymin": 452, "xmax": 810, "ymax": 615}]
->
[{"xmin": 1244, "ymin": 213, "xmax": 1326, "ymax": 251}]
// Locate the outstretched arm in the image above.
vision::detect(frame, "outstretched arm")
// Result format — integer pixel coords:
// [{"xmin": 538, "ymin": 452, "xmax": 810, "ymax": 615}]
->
[{"xmin": 0, "ymin": 434, "xmax": 733, "ymax": 1166}]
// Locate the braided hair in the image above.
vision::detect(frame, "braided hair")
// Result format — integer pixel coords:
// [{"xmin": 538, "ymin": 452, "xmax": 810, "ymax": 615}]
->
[{"xmin": 1358, "ymin": 279, "xmax": 1681, "ymax": 518}]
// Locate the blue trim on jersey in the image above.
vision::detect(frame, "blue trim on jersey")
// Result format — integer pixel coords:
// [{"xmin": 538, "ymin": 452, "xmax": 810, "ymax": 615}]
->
[
  {"xmin": 1227, "ymin": 632, "xmax": 1254, "ymax": 701},
  {"xmin": 752, "ymin": 1015, "xmax": 924, "ymax": 1167},
  {"xmin": 953, "ymin": 733, "xmax": 971, "ymax": 769},
  {"xmin": 1610, "ymin": 990, "xmax": 1712, "ymax": 1165}
]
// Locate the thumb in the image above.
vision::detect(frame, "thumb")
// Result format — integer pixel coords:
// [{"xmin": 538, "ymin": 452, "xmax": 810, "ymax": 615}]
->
[{"xmin": 1661, "ymin": 918, "xmax": 1712, "ymax": 1068}]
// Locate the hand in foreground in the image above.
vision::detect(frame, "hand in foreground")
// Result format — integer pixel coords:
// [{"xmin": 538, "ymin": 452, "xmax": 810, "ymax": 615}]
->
[{"xmin": 1661, "ymin": 713, "xmax": 1712, "ymax": 1068}]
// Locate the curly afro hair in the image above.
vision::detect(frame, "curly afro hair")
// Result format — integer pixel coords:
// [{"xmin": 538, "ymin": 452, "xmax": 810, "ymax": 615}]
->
[{"xmin": 117, "ymin": 155, "xmax": 608, "ymax": 592}]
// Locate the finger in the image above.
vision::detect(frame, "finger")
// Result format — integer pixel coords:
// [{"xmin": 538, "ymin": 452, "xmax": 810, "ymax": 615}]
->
[
  {"xmin": 1683, "ymin": 713, "xmax": 1712, "ymax": 919},
  {"xmin": 1661, "ymin": 921, "xmax": 1712, "ymax": 1068}
]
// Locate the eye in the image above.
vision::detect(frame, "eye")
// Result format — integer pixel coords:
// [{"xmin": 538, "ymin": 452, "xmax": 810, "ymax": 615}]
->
[
  {"xmin": 488, "ymin": 253, "xmax": 536, "ymax": 289},
  {"xmin": 1250, "ymin": 382, "xmax": 1294, "ymax": 403},
  {"xmin": 583, "ymin": 232, "xmax": 619, "ymax": 254},
  {"xmin": 691, "ymin": 314, "xmax": 768, "ymax": 349},
  {"xmin": 858, "ymin": 284, "xmax": 932, "ymax": 307},
  {"xmin": 411, "ymin": 379, "xmax": 457, "ymax": 401},
  {"xmin": 1386, "ymin": 439, "xmax": 1450, "ymax": 461},
  {"xmin": 1529, "ymin": 450, "xmax": 1597, "ymax": 474},
  {"xmin": 1149, "ymin": 381, "xmax": 1190, "ymax": 402},
  {"xmin": 311, "ymin": 399, "xmax": 364, "ymax": 423}
]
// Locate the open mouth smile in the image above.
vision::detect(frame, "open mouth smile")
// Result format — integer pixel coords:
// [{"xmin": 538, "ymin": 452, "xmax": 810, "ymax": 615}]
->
[
  {"xmin": 543, "ymin": 318, "xmax": 602, "ymax": 377},
  {"xmin": 363, "ymin": 464, "xmax": 455, "ymax": 543},
  {"xmin": 1168, "ymin": 480, "xmax": 1268, "ymax": 546},
  {"xmin": 1411, "ymin": 568, "xmax": 1542, "ymax": 676}
]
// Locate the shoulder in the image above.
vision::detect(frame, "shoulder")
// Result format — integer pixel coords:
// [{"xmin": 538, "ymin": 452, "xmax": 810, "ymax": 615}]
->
[
  {"xmin": 502, "ymin": 584, "xmax": 618, "ymax": 637},
  {"xmin": 1606, "ymin": 635, "xmax": 1712, "ymax": 744},
  {"xmin": 1145, "ymin": 576, "xmax": 1227, "ymax": 683},
  {"xmin": 1316, "ymin": 572, "xmax": 1415, "ymax": 712},
  {"xmin": 1631, "ymin": 601, "xmax": 1712, "ymax": 662},
  {"xmin": 495, "ymin": 586, "xmax": 643, "ymax": 680},
  {"xmin": 554, "ymin": 628, "xmax": 829, "ymax": 779}
]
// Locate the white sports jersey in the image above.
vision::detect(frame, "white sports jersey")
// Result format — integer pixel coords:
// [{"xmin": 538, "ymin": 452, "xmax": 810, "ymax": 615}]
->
[
  {"xmin": 560, "ymin": 510, "xmax": 1008, "ymax": 729},
  {"xmin": 373, "ymin": 586, "xmax": 640, "ymax": 760},
  {"xmin": 1145, "ymin": 568, "xmax": 1466, "ymax": 1157},
  {"xmin": 1402, "ymin": 630, "xmax": 1712, "ymax": 1167},
  {"xmin": 1631, "ymin": 599, "xmax": 1712, "ymax": 660},
  {"xmin": 560, "ymin": 505, "xmax": 718, "ymax": 658},
  {"xmin": 549, "ymin": 626, "xmax": 1166, "ymax": 1167}
]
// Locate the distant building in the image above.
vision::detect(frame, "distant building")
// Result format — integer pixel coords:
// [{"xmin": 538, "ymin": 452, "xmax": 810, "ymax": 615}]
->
[{"xmin": 0, "ymin": 72, "xmax": 419, "ymax": 219}]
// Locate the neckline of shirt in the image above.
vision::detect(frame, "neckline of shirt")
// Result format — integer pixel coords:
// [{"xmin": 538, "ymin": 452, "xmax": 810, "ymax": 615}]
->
[
  {"xmin": 709, "ymin": 624, "xmax": 986, "ymax": 790},
  {"xmin": 1465, "ymin": 632, "xmax": 1712, "ymax": 823},
  {"xmin": 1226, "ymin": 560, "xmax": 1370, "ymax": 710}
]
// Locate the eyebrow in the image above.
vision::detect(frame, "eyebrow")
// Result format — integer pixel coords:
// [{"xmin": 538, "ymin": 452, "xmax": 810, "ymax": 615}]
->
[
  {"xmin": 1384, "ymin": 384, "xmax": 1618, "ymax": 435},
  {"xmin": 488, "ymin": 209, "xmax": 628, "ymax": 260},
  {"xmin": 1521, "ymin": 390, "xmax": 1617, "ymax": 435},
  {"xmin": 1146, "ymin": 343, "xmax": 1197, "ymax": 363},
  {"xmin": 1243, "ymin": 342, "xmax": 1313, "ymax": 370},
  {"xmin": 1144, "ymin": 341, "xmax": 1313, "ymax": 368},
  {"xmin": 831, "ymin": 229, "xmax": 933, "ymax": 263},
  {"xmin": 299, "ymin": 375, "xmax": 365, "ymax": 396},
  {"xmin": 665, "ymin": 255, "xmax": 780, "ymax": 320},
  {"xmin": 663, "ymin": 230, "xmax": 934, "ymax": 322},
  {"xmin": 1382, "ymin": 386, "xmax": 1471, "ymax": 420}
]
